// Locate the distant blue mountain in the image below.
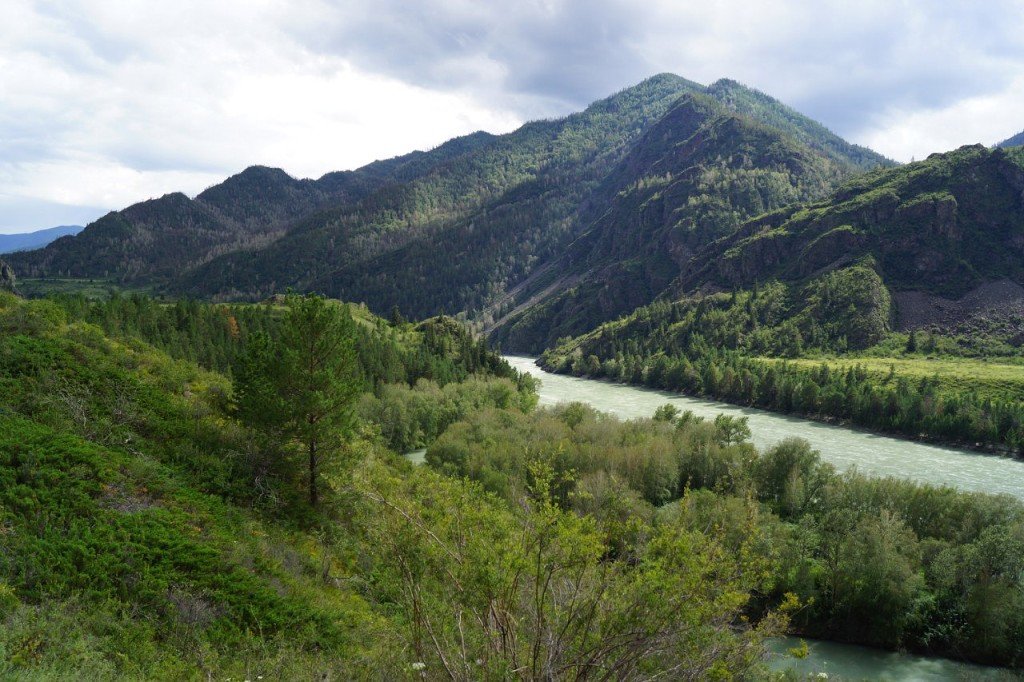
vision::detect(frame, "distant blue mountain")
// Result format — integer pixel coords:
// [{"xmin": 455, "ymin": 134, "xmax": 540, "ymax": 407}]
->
[
  {"xmin": 997, "ymin": 130, "xmax": 1024, "ymax": 148},
  {"xmin": 0, "ymin": 225, "xmax": 84, "ymax": 254}
]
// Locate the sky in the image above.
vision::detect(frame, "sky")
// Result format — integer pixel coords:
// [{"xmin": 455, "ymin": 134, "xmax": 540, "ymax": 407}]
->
[{"xmin": 2, "ymin": 1, "xmax": 1023, "ymax": 233}]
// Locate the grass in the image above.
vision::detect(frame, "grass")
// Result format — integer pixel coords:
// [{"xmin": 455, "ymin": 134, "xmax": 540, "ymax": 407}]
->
[
  {"xmin": 767, "ymin": 355, "xmax": 1024, "ymax": 402},
  {"xmin": 17, "ymin": 278, "xmax": 152, "ymax": 299}
]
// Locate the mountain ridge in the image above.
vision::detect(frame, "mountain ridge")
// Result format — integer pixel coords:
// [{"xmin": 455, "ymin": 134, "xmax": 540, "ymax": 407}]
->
[
  {"xmin": 10, "ymin": 74, "xmax": 893, "ymax": 342},
  {"xmin": 0, "ymin": 224, "xmax": 83, "ymax": 254},
  {"xmin": 488, "ymin": 89, "xmax": 888, "ymax": 351}
]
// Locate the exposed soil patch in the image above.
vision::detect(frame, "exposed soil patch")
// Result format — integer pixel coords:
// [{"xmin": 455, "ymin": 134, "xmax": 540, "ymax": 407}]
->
[{"xmin": 893, "ymin": 279, "xmax": 1024, "ymax": 330}]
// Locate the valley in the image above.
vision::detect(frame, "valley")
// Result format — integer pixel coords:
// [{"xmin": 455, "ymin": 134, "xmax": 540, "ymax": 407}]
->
[{"xmin": 3, "ymin": 66, "xmax": 1024, "ymax": 680}]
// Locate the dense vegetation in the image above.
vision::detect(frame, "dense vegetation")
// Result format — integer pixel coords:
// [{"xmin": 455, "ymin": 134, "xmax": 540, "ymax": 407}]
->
[
  {"xmin": 541, "ymin": 284, "xmax": 1024, "ymax": 452},
  {"xmin": 427, "ymin": 403, "xmax": 1024, "ymax": 667},
  {"xmin": 174, "ymin": 74, "xmax": 706, "ymax": 306},
  {"xmin": 10, "ymin": 75, "xmax": 889, "ymax": 344},
  {"xmin": 0, "ymin": 293, "xmax": 797, "ymax": 679},
  {"xmin": 49, "ymin": 293, "xmax": 511, "ymax": 385},
  {"xmin": 534, "ymin": 145, "xmax": 1024, "ymax": 450},
  {"xmin": 673, "ymin": 145, "xmax": 1024, "ymax": 299},
  {"xmin": 489, "ymin": 91, "xmax": 880, "ymax": 352}
]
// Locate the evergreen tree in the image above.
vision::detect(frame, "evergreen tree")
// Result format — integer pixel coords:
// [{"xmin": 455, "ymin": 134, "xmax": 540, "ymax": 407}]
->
[
  {"xmin": 236, "ymin": 293, "xmax": 361, "ymax": 506},
  {"xmin": 905, "ymin": 329, "xmax": 918, "ymax": 353}
]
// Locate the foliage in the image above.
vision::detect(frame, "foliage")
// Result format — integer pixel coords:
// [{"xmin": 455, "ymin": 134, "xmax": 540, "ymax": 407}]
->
[
  {"xmin": 50, "ymin": 292, "xmax": 516, "ymax": 386},
  {"xmin": 356, "ymin": 454, "xmax": 782, "ymax": 679},
  {"xmin": 235, "ymin": 294, "xmax": 362, "ymax": 506},
  {"xmin": 356, "ymin": 375, "xmax": 537, "ymax": 453},
  {"xmin": 0, "ymin": 293, "xmax": 787, "ymax": 678},
  {"xmin": 427, "ymin": 404, "xmax": 1024, "ymax": 666}
]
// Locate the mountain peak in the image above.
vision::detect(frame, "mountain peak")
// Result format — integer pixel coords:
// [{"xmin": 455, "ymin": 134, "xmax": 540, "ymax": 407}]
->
[{"xmin": 583, "ymin": 73, "xmax": 704, "ymax": 116}]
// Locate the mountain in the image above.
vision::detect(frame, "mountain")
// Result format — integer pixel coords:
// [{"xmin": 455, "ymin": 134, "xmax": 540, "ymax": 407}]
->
[
  {"xmin": 998, "ymin": 130, "xmax": 1024, "ymax": 148},
  {"xmin": 6, "ymin": 133, "xmax": 498, "ymax": 283},
  {"xmin": 10, "ymin": 75, "xmax": 890, "ymax": 334},
  {"xmin": 0, "ymin": 224, "xmax": 82, "ymax": 254},
  {"xmin": 171, "ymin": 74, "xmax": 706, "ymax": 302},
  {"xmin": 174, "ymin": 76, "xmax": 887, "ymax": 320},
  {"xmin": 488, "ymin": 88, "xmax": 891, "ymax": 351},
  {"xmin": 675, "ymin": 144, "xmax": 1024, "ymax": 307},
  {"xmin": 546, "ymin": 144, "xmax": 1024, "ymax": 368}
]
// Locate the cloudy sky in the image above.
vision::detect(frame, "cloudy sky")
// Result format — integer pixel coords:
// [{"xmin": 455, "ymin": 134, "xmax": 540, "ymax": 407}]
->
[{"xmin": 2, "ymin": 0, "xmax": 1023, "ymax": 233}]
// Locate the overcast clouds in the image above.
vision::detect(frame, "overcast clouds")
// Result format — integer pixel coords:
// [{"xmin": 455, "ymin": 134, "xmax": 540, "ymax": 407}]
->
[{"xmin": 2, "ymin": 0, "xmax": 1023, "ymax": 233}]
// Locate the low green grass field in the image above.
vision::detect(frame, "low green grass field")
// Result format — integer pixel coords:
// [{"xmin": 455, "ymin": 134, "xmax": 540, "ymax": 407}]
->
[
  {"xmin": 18, "ymin": 278, "xmax": 152, "ymax": 299},
  {"xmin": 768, "ymin": 355, "xmax": 1024, "ymax": 403}
]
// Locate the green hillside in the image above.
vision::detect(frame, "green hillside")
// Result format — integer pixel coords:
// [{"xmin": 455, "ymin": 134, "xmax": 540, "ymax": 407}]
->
[
  {"xmin": 5, "ymin": 133, "xmax": 498, "ymax": 285},
  {"xmin": 0, "ymin": 291, "xmax": 819, "ymax": 678},
  {"xmin": 675, "ymin": 145, "xmax": 1024, "ymax": 298},
  {"xmin": 9, "ymin": 75, "xmax": 890, "ymax": 338},
  {"xmin": 536, "ymin": 147, "xmax": 1024, "ymax": 451},
  {"xmin": 490, "ymin": 90, "xmax": 875, "ymax": 352},
  {"xmin": 5, "ymin": 290, "xmax": 1024, "ymax": 675},
  {"xmin": 173, "ymin": 74, "xmax": 705, "ymax": 304}
]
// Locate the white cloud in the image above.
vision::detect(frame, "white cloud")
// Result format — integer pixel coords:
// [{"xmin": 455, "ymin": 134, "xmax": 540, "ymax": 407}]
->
[
  {"xmin": 0, "ymin": 0, "xmax": 521, "ymax": 231},
  {"xmin": 857, "ymin": 78, "xmax": 1024, "ymax": 161},
  {"xmin": 1, "ymin": 0, "xmax": 1022, "ymax": 232}
]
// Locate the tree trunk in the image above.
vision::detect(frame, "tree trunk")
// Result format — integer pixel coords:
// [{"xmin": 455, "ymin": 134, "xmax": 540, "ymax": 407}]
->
[{"xmin": 309, "ymin": 438, "xmax": 318, "ymax": 507}]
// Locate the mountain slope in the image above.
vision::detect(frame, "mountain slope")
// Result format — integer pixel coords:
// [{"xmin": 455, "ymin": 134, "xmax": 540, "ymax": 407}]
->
[
  {"xmin": 0, "ymin": 225, "xmax": 82, "ymax": 254},
  {"xmin": 541, "ymin": 143, "xmax": 1024, "ymax": 390},
  {"xmin": 6, "ymin": 133, "xmax": 498, "ymax": 283},
  {"xmin": 489, "ymin": 90, "xmax": 886, "ymax": 351},
  {"xmin": 998, "ymin": 130, "xmax": 1024, "ymax": 148},
  {"xmin": 705, "ymin": 79, "xmax": 889, "ymax": 170},
  {"xmin": 178, "ymin": 76, "xmax": 888, "ymax": 329},
  {"xmin": 10, "ymin": 75, "xmax": 889, "ymax": 336},
  {"xmin": 674, "ymin": 145, "xmax": 1024, "ymax": 299},
  {"xmin": 172, "ymin": 74, "xmax": 705, "ymax": 303}
]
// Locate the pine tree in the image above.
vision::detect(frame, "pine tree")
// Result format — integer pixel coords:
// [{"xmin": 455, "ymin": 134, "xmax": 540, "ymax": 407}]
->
[
  {"xmin": 905, "ymin": 329, "xmax": 918, "ymax": 353},
  {"xmin": 235, "ymin": 294, "xmax": 361, "ymax": 506}
]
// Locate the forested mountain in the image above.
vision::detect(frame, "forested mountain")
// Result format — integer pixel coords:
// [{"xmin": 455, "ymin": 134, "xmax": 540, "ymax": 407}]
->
[
  {"xmin": 671, "ymin": 145, "xmax": 1024, "ymax": 302},
  {"xmin": 543, "ymin": 145, "xmax": 1024, "ymax": 364},
  {"xmin": 489, "ymin": 91, "xmax": 881, "ymax": 351},
  {"xmin": 5, "ymin": 132, "xmax": 497, "ymax": 283},
  {"xmin": 538, "ymin": 146, "xmax": 1024, "ymax": 451},
  {"xmin": 171, "ymin": 74, "xmax": 705, "ymax": 301},
  {"xmin": 175, "ymin": 76, "xmax": 888, "ymax": 324},
  {"xmin": 0, "ymin": 225, "xmax": 82, "ymax": 254},
  {"xmin": 10, "ymin": 75, "xmax": 890, "ymax": 337}
]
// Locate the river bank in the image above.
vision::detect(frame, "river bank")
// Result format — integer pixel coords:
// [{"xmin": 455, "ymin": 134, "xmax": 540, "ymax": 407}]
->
[{"xmin": 504, "ymin": 355, "xmax": 1024, "ymax": 500}]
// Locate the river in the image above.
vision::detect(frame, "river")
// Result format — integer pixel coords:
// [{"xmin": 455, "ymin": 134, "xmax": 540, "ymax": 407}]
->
[
  {"xmin": 503, "ymin": 355, "xmax": 1024, "ymax": 501},
  {"xmin": 501, "ymin": 355, "xmax": 1022, "ymax": 680}
]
